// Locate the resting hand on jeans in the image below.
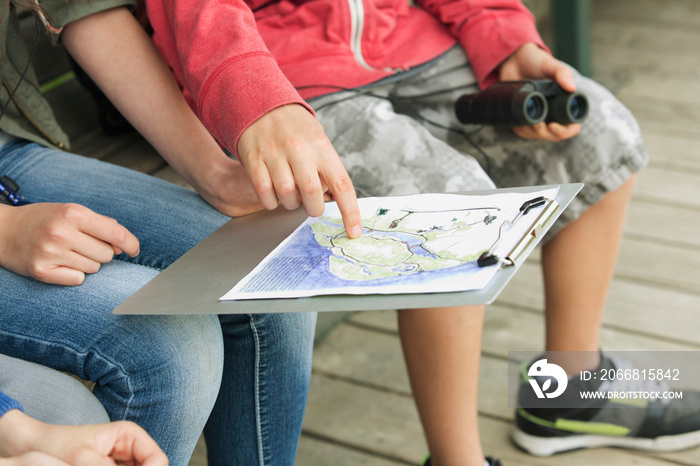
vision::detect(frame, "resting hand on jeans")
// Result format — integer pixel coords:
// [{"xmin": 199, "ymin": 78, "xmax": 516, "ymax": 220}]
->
[
  {"xmin": 0, "ymin": 203, "xmax": 139, "ymax": 286},
  {"xmin": 498, "ymin": 42, "xmax": 582, "ymax": 141},
  {"xmin": 184, "ymin": 155, "xmax": 265, "ymax": 218},
  {"xmin": 237, "ymin": 104, "xmax": 363, "ymax": 238},
  {"xmin": 0, "ymin": 409, "xmax": 167, "ymax": 466}
]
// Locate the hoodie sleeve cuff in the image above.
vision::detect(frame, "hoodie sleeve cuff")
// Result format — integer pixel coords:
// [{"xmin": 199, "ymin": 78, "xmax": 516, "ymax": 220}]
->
[
  {"xmin": 197, "ymin": 51, "xmax": 314, "ymax": 159},
  {"xmin": 460, "ymin": 11, "xmax": 549, "ymax": 88}
]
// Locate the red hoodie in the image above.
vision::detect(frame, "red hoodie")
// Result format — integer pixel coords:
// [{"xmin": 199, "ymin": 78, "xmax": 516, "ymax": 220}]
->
[{"xmin": 146, "ymin": 0, "xmax": 545, "ymax": 156}]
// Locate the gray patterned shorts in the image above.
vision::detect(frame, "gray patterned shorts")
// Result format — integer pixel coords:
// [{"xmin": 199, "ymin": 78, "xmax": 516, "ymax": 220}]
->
[{"xmin": 309, "ymin": 47, "xmax": 648, "ymax": 237}]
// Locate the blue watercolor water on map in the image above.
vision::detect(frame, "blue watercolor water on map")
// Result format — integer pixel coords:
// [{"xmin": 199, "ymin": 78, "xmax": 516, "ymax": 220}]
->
[{"xmin": 241, "ymin": 222, "xmax": 484, "ymax": 293}]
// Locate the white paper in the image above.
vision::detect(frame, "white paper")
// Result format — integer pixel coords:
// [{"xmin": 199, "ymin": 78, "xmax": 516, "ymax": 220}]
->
[{"xmin": 221, "ymin": 188, "xmax": 558, "ymax": 300}]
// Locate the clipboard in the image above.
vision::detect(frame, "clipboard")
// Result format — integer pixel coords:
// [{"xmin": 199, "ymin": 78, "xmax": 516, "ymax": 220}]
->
[{"xmin": 113, "ymin": 183, "xmax": 582, "ymax": 315}]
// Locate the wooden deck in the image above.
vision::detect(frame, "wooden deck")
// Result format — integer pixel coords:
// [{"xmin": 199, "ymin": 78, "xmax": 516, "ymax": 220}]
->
[
  {"xmin": 37, "ymin": 0, "xmax": 700, "ymax": 464},
  {"xmin": 298, "ymin": 1, "xmax": 700, "ymax": 464}
]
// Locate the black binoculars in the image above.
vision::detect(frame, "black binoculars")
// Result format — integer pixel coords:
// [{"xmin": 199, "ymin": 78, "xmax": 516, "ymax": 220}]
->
[{"xmin": 455, "ymin": 80, "xmax": 589, "ymax": 126}]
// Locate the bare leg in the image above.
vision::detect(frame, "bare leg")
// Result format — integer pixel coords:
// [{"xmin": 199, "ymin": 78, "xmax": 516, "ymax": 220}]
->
[
  {"xmin": 399, "ymin": 306, "xmax": 485, "ymax": 466},
  {"xmin": 542, "ymin": 176, "xmax": 637, "ymax": 374}
]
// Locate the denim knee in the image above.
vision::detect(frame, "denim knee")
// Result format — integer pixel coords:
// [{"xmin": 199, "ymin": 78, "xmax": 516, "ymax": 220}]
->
[
  {"xmin": 91, "ymin": 314, "xmax": 224, "ymax": 466},
  {"xmin": 219, "ymin": 311, "xmax": 317, "ymax": 373}
]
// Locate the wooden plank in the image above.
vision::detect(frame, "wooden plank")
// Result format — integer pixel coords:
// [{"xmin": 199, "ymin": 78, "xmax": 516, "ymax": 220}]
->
[
  {"xmin": 349, "ymin": 309, "xmax": 398, "ymax": 333},
  {"xmin": 616, "ymin": 236, "xmax": 700, "ymax": 294},
  {"xmin": 593, "ymin": 46, "xmax": 700, "ymax": 81},
  {"xmin": 302, "ymin": 374, "xmax": 427, "ymax": 464},
  {"xmin": 304, "ymin": 371, "xmax": 682, "ymax": 465},
  {"xmin": 297, "ymin": 436, "xmax": 406, "ymax": 465},
  {"xmin": 625, "ymin": 200, "xmax": 700, "ymax": 249},
  {"xmin": 192, "ymin": 345, "xmax": 700, "ymax": 466},
  {"xmin": 593, "ymin": 20, "xmax": 700, "ymax": 58},
  {"xmin": 593, "ymin": 0, "xmax": 700, "ymax": 28},
  {"xmin": 618, "ymin": 75, "xmax": 700, "ymax": 107},
  {"xmin": 496, "ymin": 262, "xmax": 700, "ymax": 347},
  {"xmin": 349, "ymin": 302, "xmax": 700, "ymax": 353},
  {"xmin": 483, "ymin": 304, "xmax": 700, "ymax": 354},
  {"xmin": 313, "ymin": 322, "xmax": 410, "ymax": 394},
  {"xmin": 642, "ymin": 133, "xmax": 700, "ymax": 172},
  {"xmin": 654, "ymin": 444, "xmax": 700, "ymax": 465},
  {"xmin": 349, "ymin": 243, "xmax": 700, "ymax": 347},
  {"xmin": 312, "ymin": 324, "xmax": 515, "ymax": 419},
  {"xmin": 188, "ymin": 436, "xmax": 207, "ymax": 466},
  {"xmin": 619, "ymin": 97, "xmax": 700, "ymax": 139},
  {"xmin": 315, "ymin": 311, "xmax": 354, "ymax": 344},
  {"xmin": 634, "ymin": 166, "xmax": 700, "ymax": 210}
]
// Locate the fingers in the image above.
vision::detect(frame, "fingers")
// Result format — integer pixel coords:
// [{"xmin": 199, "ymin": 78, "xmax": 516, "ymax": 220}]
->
[
  {"xmin": 38, "ymin": 267, "xmax": 87, "ymax": 287},
  {"xmin": 290, "ymin": 155, "xmax": 326, "ymax": 218},
  {"xmin": 542, "ymin": 56, "xmax": 576, "ymax": 92},
  {"xmin": 56, "ymin": 447, "xmax": 115, "ymax": 466},
  {"xmin": 80, "ymin": 212, "xmax": 140, "ymax": 258},
  {"xmin": 49, "ymin": 204, "xmax": 140, "ymax": 260},
  {"xmin": 555, "ymin": 68, "xmax": 577, "ymax": 92},
  {"xmin": 513, "ymin": 122, "xmax": 581, "ymax": 141},
  {"xmin": 267, "ymin": 156, "xmax": 302, "ymax": 211},
  {"xmin": 11, "ymin": 204, "xmax": 141, "ymax": 286},
  {"xmin": 535, "ymin": 51, "xmax": 576, "ymax": 92},
  {"xmin": 93, "ymin": 421, "xmax": 168, "ymax": 466},
  {"xmin": 247, "ymin": 160, "xmax": 280, "ymax": 211},
  {"xmin": 71, "ymin": 233, "xmax": 122, "ymax": 265},
  {"xmin": 117, "ymin": 422, "xmax": 169, "ymax": 466},
  {"xmin": 320, "ymin": 162, "xmax": 362, "ymax": 239},
  {"xmin": 237, "ymin": 104, "xmax": 362, "ymax": 237},
  {"xmin": 251, "ymin": 152, "xmax": 362, "ymax": 237}
]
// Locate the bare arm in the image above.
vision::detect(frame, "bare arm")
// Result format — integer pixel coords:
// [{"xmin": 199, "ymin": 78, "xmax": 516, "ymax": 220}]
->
[{"xmin": 61, "ymin": 7, "xmax": 262, "ymax": 218}]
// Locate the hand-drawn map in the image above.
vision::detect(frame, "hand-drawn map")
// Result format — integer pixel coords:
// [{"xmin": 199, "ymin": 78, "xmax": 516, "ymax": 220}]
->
[{"xmin": 221, "ymin": 188, "xmax": 557, "ymax": 300}]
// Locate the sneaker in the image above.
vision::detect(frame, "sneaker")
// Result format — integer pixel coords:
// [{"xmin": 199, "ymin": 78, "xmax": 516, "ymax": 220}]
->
[
  {"xmin": 512, "ymin": 354, "xmax": 700, "ymax": 456},
  {"xmin": 421, "ymin": 455, "xmax": 502, "ymax": 465}
]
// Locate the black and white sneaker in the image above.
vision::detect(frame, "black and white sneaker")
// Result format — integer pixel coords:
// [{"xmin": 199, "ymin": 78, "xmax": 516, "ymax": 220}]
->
[{"xmin": 513, "ymin": 354, "xmax": 700, "ymax": 456}]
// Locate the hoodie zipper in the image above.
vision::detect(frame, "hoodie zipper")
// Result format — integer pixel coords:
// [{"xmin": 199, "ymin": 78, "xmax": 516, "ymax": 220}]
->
[
  {"xmin": 347, "ymin": 0, "xmax": 404, "ymax": 74},
  {"xmin": 347, "ymin": 0, "xmax": 376, "ymax": 70}
]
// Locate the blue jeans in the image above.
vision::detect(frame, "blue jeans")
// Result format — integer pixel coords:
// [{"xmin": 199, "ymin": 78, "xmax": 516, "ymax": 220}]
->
[
  {"xmin": 0, "ymin": 353, "xmax": 110, "ymax": 425},
  {"xmin": 0, "ymin": 139, "xmax": 317, "ymax": 466}
]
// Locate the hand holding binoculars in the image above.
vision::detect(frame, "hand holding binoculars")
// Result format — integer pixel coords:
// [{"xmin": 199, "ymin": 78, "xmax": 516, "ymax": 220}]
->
[{"xmin": 455, "ymin": 80, "xmax": 589, "ymax": 126}]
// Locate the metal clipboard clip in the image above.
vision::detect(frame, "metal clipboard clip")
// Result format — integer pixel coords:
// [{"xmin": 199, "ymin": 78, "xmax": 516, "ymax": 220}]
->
[{"xmin": 477, "ymin": 196, "xmax": 560, "ymax": 268}]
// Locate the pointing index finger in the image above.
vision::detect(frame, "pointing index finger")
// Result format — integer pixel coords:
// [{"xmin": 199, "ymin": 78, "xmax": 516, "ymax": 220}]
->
[{"xmin": 325, "ymin": 169, "xmax": 362, "ymax": 239}]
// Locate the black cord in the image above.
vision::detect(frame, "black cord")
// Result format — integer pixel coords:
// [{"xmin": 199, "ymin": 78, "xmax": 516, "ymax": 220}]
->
[
  {"xmin": 298, "ymin": 82, "xmax": 492, "ymax": 175},
  {"xmin": 0, "ymin": 13, "xmax": 42, "ymax": 122},
  {"xmin": 297, "ymin": 84, "xmax": 384, "ymax": 112}
]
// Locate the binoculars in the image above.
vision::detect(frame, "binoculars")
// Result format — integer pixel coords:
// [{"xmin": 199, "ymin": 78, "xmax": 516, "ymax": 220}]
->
[{"xmin": 455, "ymin": 80, "xmax": 589, "ymax": 126}]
